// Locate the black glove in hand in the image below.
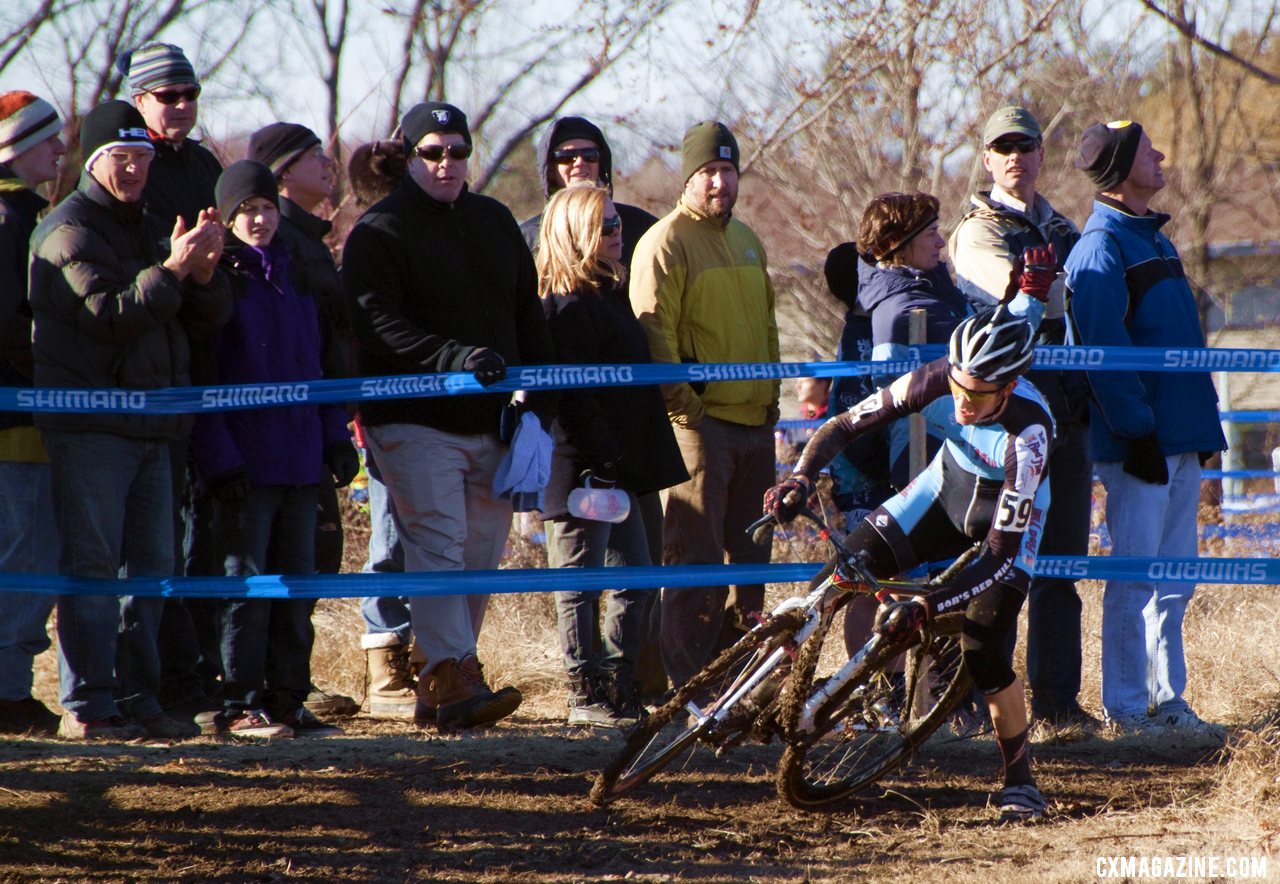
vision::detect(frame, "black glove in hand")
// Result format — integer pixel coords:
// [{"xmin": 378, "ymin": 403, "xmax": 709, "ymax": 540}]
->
[
  {"xmin": 208, "ymin": 468, "xmax": 250, "ymax": 503},
  {"xmin": 762, "ymin": 475, "xmax": 812, "ymax": 523},
  {"xmin": 326, "ymin": 441, "xmax": 361, "ymax": 488},
  {"xmin": 462, "ymin": 347, "xmax": 507, "ymax": 387},
  {"xmin": 1123, "ymin": 432, "xmax": 1169, "ymax": 485},
  {"xmin": 1016, "ymin": 243, "xmax": 1057, "ymax": 302}
]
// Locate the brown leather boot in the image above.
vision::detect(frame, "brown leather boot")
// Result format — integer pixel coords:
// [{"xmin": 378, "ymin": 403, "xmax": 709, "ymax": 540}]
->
[
  {"xmin": 362, "ymin": 633, "xmax": 417, "ymax": 720},
  {"xmin": 414, "ymin": 668, "xmax": 437, "ymax": 727},
  {"xmin": 432, "ymin": 654, "xmax": 522, "ymax": 731}
]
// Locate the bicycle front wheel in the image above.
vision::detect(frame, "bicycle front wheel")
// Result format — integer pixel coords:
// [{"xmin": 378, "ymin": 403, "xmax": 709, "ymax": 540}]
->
[
  {"xmin": 590, "ymin": 609, "xmax": 805, "ymax": 806},
  {"xmin": 775, "ymin": 612, "xmax": 971, "ymax": 809}
]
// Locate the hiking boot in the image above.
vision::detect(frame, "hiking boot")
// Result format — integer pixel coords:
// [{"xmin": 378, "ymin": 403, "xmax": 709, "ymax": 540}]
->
[
  {"xmin": 225, "ymin": 709, "xmax": 293, "ymax": 739},
  {"xmin": 277, "ymin": 706, "xmax": 342, "ymax": 736},
  {"xmin": 997, "ymin": 783, "xmax": 1047, "ymax": 823},
  {"xmin": 433, "ymin": 655, "xmax": 521, "ymax": 731},
  {"xmin": 58, "ymin": 712, "xmax": 145, "ymax": 741},
  {"xmin": 0, "ymin": 697, "xmax": 60, "ymax": 735},
  {"xmin": 362, "ymin": 633, "xmax": 417, "ymax": 720},
  {"xmin": 566, "ymin": 672, "xmax": 629, "ymax": 729},
  {"xmin": 303, "ymin": 686, "xmax": 359, "ymax": 718},
  {"xmin": 1033, "ymin": 703, "xmax": 1102, "ymax": 732},
  {"xmin": 414, "ymin": 671, "xmax": 437, "ymax": 727},
  {"xmin": 601, "ymin": 669, "xmax": 647, "ymax": 728},
  {"xmin": 137, "ymin": 713, "xmax": 200, "ymax": 739}
]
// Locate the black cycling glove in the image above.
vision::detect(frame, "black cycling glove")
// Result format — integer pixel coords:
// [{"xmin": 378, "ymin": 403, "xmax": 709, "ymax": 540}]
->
[
  {"xmin": 462, "ymin": 347, "xmax": 507, "ymax": 387},
  {"xmin": 1122, "ymin": 432, "xmax": 1168, "ymax": 485}
]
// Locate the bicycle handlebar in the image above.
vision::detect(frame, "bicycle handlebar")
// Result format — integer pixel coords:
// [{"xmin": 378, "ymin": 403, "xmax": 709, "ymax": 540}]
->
[{"xmin": 746, "ymin": 506, "xmax": 884, "ymax": 592}]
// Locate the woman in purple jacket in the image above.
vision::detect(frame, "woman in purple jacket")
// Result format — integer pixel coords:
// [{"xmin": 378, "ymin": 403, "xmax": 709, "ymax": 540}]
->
[{"xmin": 192, "ymin": 161, "xmax": 358, "ymax": 739}]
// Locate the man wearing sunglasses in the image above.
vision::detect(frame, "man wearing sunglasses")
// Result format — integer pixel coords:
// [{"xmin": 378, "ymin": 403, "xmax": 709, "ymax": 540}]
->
[
  {"xmin": 343, "ymin": 101, "xmax": 557, "ymax": 731},
  {"xmin": 950, "ymin": 106, "xmax": 1094, "ymax": 732}
]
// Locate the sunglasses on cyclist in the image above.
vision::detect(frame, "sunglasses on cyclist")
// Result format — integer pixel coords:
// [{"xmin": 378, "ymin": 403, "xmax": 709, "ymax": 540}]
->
[
  {"xmin": 947, "ymin": 371, "xmax": 1005, "ymax": 403},
  {"xmin": 986, "ymin": 137, "xmax": 1041, "ymax": 156},
  {"xmin": 602, "ymin": 215, "xmax": 621, "ymax": 235},
  {"xmin": 552, "ymin": 147, "xmax": 601, "ymax": 164},
  {"xmin": 147, "ymin": 86, "xmax": 201, "ymax": 105},
  {"xmin": 415, "ymin": 143, "xmax": 473, "ymax": 162}
]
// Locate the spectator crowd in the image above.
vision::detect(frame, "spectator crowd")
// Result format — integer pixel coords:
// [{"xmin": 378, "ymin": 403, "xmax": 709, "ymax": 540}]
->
[{"xmin": 0, "ymin": 42, "xmax": 1226, "ymax": 746}]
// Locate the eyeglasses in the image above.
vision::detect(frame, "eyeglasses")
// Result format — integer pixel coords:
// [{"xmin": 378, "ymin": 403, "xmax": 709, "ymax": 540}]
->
[
  {"xmin": 986, "ymin": 137, "xmax": 1040, "ymax": 155},
  {"xmin": 552, "ymin": 147, "xmax": 600, "ymax": 164},
  {"xmin": 602, "ymin": 215, "xmax": 621, "ymax": 235},
  {"xmin": 947, "ymin": 371, "xmax": 1004, "ymax": 403},
  {"xmin": 415, "ymin": 143, "xmax": 472, "ymax": 162},
  {"xmin": 104, "ymin": 150, "xmax": 155, "ymax": 168},
  {"xmin": 147, "ymin": 86, "xmax": 201, "ymax": 105}
]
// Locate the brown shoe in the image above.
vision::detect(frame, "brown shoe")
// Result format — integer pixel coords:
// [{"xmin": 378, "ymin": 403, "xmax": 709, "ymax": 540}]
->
[
  {"xmin": 57, "ymin": 712, "xmax": 145, "ymax": 741},
  {"xmin": 414, "ymin": 670, "xmax": 437, "ymax": 727},
  {"xmin": 433, "ymin": 655, "xmax": 521, "ymax": 731},
  {"xmin": 362, "ymin": 634, "xmax": 417, "ymax": 720}
]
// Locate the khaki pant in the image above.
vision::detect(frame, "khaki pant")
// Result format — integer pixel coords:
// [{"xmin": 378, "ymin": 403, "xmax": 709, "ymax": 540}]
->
[{"xmin": 659, "ymin": 417, "xmax": 775, "ymax": 687}]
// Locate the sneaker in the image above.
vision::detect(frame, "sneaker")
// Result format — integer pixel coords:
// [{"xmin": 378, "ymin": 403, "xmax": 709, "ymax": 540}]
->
[
  {"xmin": 1033, "ymin": 703, "xmax": 1102, "ymax": 732},
  {"xmin": 1155, "ymin": 707, "xmax": 1227, "ymax": 744},
  {"xmin": 225, "ymin": 709, "xmax": 293, "ymax": 739},
  {"xmin": 303, "ymin": 686, "xmax": 360, "ymax": 718},
  {"xmin": 58, "ymin": 712, "xmax": 146, "ymax": 741},
  {"xmin": 1104, "ymin": 711, "xmax": 1160, "ymax": 735},
  {"xmin": 433, "ymin": 656, "xmax": 522, "ymax": 731},
  {"xmin": 0, "ymin": 697, "xmax": 60, "ymax": 735},
  {"xmin": 996, "ymin": 783, "xmax": 1047, "ymax": 823},
  {"xmin": 277, "ymin": 706, "xmax": 342, "ymax": 736},
  {"xmin": 137, "ymin": 713, "xmax": 200, "ymax": 739}
]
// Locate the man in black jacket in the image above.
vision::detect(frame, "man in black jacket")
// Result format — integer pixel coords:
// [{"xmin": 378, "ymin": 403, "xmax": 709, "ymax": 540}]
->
[
  {"xmin": 30, "ymin": 100, "xmax": 231, "ymax": 740},
  {"xmin": 343, "ymin": 101, "xmax": 556, "ymax": 731},
  {"xmin": 0, "ymin": 91, "xmax": 65, "ymax": 735}
]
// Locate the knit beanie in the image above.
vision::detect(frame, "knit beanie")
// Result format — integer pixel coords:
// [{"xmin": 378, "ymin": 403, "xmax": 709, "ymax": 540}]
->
[
  {"xmin": 681, "ymin": 121, "xmax": 739, "ymax": 183},
  {"xmin": 0, "ymin": 92, "xmax": 62, "ymax": 164},
  {"xmin": 248, "ymin": 122, "xmax": 321, "ymax": 178},
  {"xmin": 1075, "ymin": 121, "xmax": 1144, "ymax": 190},
  {"xmin": 215, "ymin": 160, "xmax": 279, "ymax": 222},
  {"xmin": 400, "ymin": 102, "xmax": 471, "ymax": 150},
  {"xmin": 80, "ymin": 101, "xmax": 153, "ymax": 172},
  {"xmin": 118, "ymin": 43, "xmax": 198, "ymax": 96}
]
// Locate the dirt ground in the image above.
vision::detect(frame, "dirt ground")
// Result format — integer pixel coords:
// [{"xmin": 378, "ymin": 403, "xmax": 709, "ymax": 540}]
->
[{"xmin": 0, "ymin": 706, "xmax": 1275, "ymax": 882}]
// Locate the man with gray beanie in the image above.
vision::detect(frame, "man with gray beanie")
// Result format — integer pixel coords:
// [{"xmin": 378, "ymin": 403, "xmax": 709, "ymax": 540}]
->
[
  {"xmin": 1065, "ymin": 120, "xmax": 1226, "ymax": 740},
  {"xmin": 949, "ymin": 106, "xmax": 1094, "ymax": 730},
  {"xmin": 629, "ymin": 120, "xmax": 779, "ymax": 688},
  {"xmin": 342, "ymin": 101, "xmax": 557, "ymax": 731},
  {"xmin": 29, "ymin": 99, "xmax": 230, "ymax": 739}
]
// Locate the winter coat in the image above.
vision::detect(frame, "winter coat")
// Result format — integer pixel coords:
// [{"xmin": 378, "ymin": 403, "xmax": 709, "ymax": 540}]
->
[
  {"xmin": 191, "ymin": 237, "xmax": 349, "ymax": 488},
  {"xmin": 141, "ymin": 135, "xmax": 222, "ymax": 228},
  {"xmin": 275, "ymin": 197, "xmax": 351, "ymax": 380},
  {"xmin": 342, "ymin": 176, "xmax": 556, "ymax": 434},
  {"xmin": 0, "ymin": 165, "xmax": 47, "ymax": 436},
  {"xmin": 29, "ymin": 178, "xmax": 232, "ymax": 440}
]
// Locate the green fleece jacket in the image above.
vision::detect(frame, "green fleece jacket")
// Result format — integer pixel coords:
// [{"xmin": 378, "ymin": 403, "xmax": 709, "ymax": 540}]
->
[{"xmin": 629, "ymin": 197, "xmax": 779, "ymax": 427}]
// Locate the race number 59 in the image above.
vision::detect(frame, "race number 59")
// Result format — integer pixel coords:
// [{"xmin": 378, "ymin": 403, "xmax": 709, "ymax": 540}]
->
[{"xmin": 994, "ymin": 489, "xmax": 1033, "ymax": 531}]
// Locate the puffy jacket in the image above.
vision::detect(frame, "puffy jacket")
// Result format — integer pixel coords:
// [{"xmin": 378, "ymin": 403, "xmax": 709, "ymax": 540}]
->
[
  {"xmin": 629, "ymin": 197, "xmax": 779, "ymax": 427},
  {"xmin": 29, "ymin": 177, "xmax": 231, "ymax": 440},
  {"xmin": 276, "ymin": 197, "xmax": 351, "ymax": 380},
  {"xmin": 342, "ymin": 176, "xmax": 556, "ymax": 434},
  {"xmin": 1065, "ymin": 197, "xmax": 1226, "ymax": 461},
  {"xmin": 0, "ymin": 165, "xmax": 47, "ymax": 435}
]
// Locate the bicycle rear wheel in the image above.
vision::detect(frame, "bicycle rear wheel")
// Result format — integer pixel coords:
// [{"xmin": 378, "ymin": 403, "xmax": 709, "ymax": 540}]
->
[
  {"xmin": 590, "ymin": 609, "xmax": 805, "ymax": 806},
  {"xmin": 775, "ymin": 612, "xmax": 971, "ymax": 809}
]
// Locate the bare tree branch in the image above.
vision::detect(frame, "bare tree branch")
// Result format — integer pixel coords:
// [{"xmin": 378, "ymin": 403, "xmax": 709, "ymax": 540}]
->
[{"xmin": 1140, "ymin": 0, "xmax": 1280, "ymax": 84}]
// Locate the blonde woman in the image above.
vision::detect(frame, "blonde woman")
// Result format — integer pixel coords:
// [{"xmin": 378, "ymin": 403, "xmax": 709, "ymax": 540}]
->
[{"xmin": 537, "ymin": 184, "xmax": 687, "ymax": 728}]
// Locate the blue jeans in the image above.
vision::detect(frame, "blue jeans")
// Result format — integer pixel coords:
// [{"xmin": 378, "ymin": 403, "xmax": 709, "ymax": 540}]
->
[
  {"xmin": 359, "ymin": 465, "xmax": 411, "ymax": 644},
  {"xmin": 0, "ymin": 460, "xmax": 58, "ymax": 700},
  {"xmin": 44, "ymin": 431, "xmax": 174, "ymax": 722},
  {"xmin": 214, "ymin": 485, "xmax": 318, "ymax": 715},
  {"xmin": 1096, "ymin": 452, "xmax": 1200, "ymax": 719},
  {"xmin": 546, "ymin": 492, "xmax": 653, "ymax": 675}
]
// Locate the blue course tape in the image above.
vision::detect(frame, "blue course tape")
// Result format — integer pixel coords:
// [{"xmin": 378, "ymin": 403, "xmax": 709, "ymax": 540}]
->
[
  {"xmin": 7, "ymin": 345, "xmax": 1280, "ymax": 415},
  {"xmin": 3, "ymin": 556, "xmax": 1274, "ymax": 598}
]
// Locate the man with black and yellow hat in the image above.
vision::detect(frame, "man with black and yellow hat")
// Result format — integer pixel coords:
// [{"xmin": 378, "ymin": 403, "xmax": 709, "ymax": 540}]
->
[
  {"xmin": 1065, "ymin": 120, "xmax": 1227, "ymax": 741},
  {"xmin": 628, "ymin": 121, "xmax": 779, "ymax": 688}
]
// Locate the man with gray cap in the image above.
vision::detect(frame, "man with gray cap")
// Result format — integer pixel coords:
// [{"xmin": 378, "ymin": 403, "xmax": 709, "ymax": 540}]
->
[
  {"xmin": 1065, "ymin": 120, "xmax": 1226, "ymax": 739},
  {"xmin": 950, "ymin": 106, "xmax": 1093, "ymax": 730},
  {"xmin": 342, "ymin": 101, "xmax": 557, "ymax": 730},
  {"xmin": 29, "ymin": 99, "xmax": 230, "ymax": 739},
  {"xmin": 629, "ymin": 120, "xmax": 779, "ymax": 688}
]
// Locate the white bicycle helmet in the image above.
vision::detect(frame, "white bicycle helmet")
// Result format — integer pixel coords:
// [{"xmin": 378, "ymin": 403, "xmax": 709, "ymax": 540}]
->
[{"xmin": 948, "ymin": 306, "xmax": 1035, "ymax": 385}]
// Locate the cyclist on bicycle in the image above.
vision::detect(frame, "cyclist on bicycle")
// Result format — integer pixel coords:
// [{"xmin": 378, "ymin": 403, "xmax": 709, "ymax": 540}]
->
[{"xmin": 763, "ymin": 305, "xmax": 1052, "ymax": 822}]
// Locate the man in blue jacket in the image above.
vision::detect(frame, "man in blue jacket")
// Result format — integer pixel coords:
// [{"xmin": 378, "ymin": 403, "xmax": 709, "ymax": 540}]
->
[{"xmin": 1065, "ymin": 120, "xmax": 1226, "ymax": 739}]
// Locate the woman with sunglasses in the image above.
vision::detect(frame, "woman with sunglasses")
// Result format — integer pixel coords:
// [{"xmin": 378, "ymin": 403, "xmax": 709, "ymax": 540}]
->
[
  {"xmin": 536, "ymin": 183, "xmax": 687, "ymax": 728},
  {"xmin": 763, "ymin": 306, "xmax": 1053, "ymax": 823}
]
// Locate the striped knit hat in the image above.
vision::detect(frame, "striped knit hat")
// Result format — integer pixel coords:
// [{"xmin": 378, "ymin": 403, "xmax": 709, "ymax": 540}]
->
[
  {"xmin": 118, "ymin": 43, "xmax": 198, "ymax": 96},
  {"xmin": 0, "ymin": 92, "xmax": 62, "ymax": 164}
]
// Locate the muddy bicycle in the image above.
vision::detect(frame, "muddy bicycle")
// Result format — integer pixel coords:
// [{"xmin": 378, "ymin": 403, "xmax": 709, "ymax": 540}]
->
[{"xmin": 589, "ymin": 507, "xmax": 978, "ymax": 809}]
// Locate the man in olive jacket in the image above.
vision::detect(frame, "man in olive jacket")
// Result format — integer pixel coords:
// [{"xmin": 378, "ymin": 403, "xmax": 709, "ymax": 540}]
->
[{"xmin": 29, "ymin": 100, "xmax": 230, "ymax": 740}]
